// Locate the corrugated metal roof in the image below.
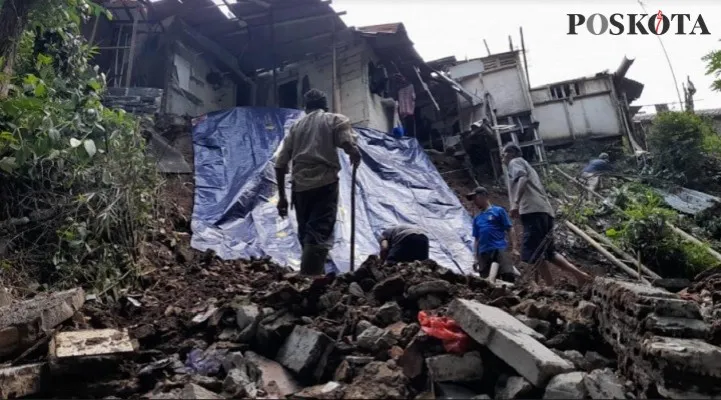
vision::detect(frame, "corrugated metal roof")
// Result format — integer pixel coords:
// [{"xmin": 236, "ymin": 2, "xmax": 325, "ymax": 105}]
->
[
  {"xmin": 654, "ymin": 187, "xmax": 721, "ymax": 215},
  {"xmin": 633, "ymin": 108, "xmax": 721, "ymax": 123}
]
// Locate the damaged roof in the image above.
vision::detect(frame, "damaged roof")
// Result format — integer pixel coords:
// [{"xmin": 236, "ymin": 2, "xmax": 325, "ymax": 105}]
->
[{"xmin": 101, "ymin": 0, "xmax": 349, "ymax": 72}]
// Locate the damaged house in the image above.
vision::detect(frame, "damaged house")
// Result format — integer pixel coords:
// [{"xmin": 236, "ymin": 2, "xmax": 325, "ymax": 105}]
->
[{"xmin": 85, "ymin": 1, "xmax": 446, "ymax": 148}]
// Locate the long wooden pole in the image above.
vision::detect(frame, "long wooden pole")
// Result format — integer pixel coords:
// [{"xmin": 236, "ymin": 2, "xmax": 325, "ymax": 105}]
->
[
  {"xmin": 565, "ymin": 221, "xmax": 650, "ymax": 284},
  {"xmin": 349, "ymin": 165, "xmax": 358, "ymax": 272},
  {"xmin": 553, "ymin": 166, "xmax": 721, "ymax": 262},
  {"xmin": 584, "ymin": 225, "xmax": 661, "ymax": 280}
]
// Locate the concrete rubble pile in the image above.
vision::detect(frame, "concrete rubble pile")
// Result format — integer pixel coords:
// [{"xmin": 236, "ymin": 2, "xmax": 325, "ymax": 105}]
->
[
  {"xmin": 6, "ymin": 254, "xmax": 721, "ymax": 399},
  {"xmin": 592, "ymin": 277, "xmax": 721, "ymax": 398}
]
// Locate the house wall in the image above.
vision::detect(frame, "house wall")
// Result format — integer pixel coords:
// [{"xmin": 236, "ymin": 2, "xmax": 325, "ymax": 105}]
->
[
  {"xmin": 531, "ymin": 76, "xmax": 624, "ymax": 145},
  {"xmin": 165, "ymin": 39, "xmax": 237, "ymax": 117},
  {"xmin": 257, "ymin": 40, "xmax": 398, "ymax": 134}
]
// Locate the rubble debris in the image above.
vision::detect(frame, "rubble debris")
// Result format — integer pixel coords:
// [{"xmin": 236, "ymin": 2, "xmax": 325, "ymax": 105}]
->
[
  {"xmin": 436, "ymin": 382, "xmax": 482, "ymax": 398},
  {"xmin": 276, "ymin": 326, "xmax": 334, "ymax": 382},
  {"xmin": 356, "ymin": 324, "xmax": 396, "ymax": 352},
  {"xmin": 543, "ymin": 371, "xmax": 588, "ymax": 399},
  {"xmin": 0, "ymin": 362, "xmax": 46, "ymax": 398},
  {"xmin": 0, "ymin": 288, "xmax": 85, "ymax": 357},
  {"xmin": 182, "ymin": 383, "xmax": 223, "ymax": 400},
  {"xmin": 291, "ymin": 381, "xmax": 344, "ymax": 399},
  {"xmin": 374, "ymin": 302, "xmax": 402, "ymax": 327},
  {"xmin": 343, "ymin": 361, "xmax": 409, "ymax": 399},
  {"xmin": 583, "ymin": 368, "xmax": 625, "ymax": 399},
  {"xmin": 449, "ymin": 299, "xmax": 574, "ymax": 386},
  {"xmin": 235, "ymin": 304, "xmax": 261, "ymax": 331},
  {"xmin": 514, "ymin": 314, "xmax": 552, "ymax": 338},
  {"xmin": 49, "ymin": 329, "xmax": 136, "ymax": 359},
  {"xmin": 593, "ymin": 277, "xmax": 721, "ymax": 397},
  {"xmin": 372, "ymin": 275, "xmax": 405, "ymax": 302},
  {"xmin": 185, "ymin": 347, "xmax": 228, "ymax": 376},
  {"xmin": 495, "ymin": 376, "xmax": 534, "ymax": 399},
  {"xmin": 426, "ymin": 351, "xmax": 483, "ymax": 382}
]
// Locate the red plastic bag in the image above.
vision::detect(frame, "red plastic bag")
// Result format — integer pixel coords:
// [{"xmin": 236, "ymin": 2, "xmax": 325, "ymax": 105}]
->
[{"xmin": 418, "ymin": 311, "xmax": 471, "ymax": 354}]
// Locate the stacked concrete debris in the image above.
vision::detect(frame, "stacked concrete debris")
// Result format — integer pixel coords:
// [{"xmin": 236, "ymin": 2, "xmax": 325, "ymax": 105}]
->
[
  {"xmin": 592, "ymin": 277, "xmax": 721, "ymax": 398},
  {"xmin": 102, "ymin": 87, "xmax": 164, "ymax": 115},
  {"xmin": 6, "ymin": 256, "xmax": 721, "ymax": 399}
]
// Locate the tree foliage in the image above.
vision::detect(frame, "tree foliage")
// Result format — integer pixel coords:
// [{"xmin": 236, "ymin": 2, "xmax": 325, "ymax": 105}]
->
[
  {"xmin": 647, "ymin": 111, "xmax": 716, "ymax": 186},
  {"xmin": 703, "ymin": 44, "xmax": 721, "ymax": 93},
  {"xmin": 0, "ymin": 0, "xmax": 158, "ymax": 294}
]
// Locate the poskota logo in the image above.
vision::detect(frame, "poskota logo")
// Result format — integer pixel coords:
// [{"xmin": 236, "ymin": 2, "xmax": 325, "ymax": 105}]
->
[{"xmin": 568, "ymin": 11, "xmax": 710, "ymax": 35}]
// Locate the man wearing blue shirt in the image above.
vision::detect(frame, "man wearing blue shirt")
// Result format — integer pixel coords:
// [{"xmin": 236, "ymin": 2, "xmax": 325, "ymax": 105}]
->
[
  {"xmin": 580, "ymin": 153, "xmax": 612, "ymax": 196},
  {"xmin": 466, "ymin": 186, "xmax": 517, "ymax": 283}
]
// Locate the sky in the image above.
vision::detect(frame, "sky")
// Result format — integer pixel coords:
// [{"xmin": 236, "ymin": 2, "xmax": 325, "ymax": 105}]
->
[{"xmin": 331, "ymin": 0, "xmax": 721, "ymax": 113}]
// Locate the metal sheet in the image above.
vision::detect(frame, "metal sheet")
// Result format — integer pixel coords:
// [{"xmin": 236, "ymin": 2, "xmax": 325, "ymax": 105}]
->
[{"xmin": 654, "ymin": 187, "xmax": 721, "ymax": 215}]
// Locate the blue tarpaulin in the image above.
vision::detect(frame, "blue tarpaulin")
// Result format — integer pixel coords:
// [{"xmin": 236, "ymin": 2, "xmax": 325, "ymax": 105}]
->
[{"xmin": 190, "ymin": 107, "xmax": 475, "ymax": 274}]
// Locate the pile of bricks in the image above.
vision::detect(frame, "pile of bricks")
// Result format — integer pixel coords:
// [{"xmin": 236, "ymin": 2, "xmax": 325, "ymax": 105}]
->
[{"xmin": 591, "ymin": 277, "xmax": 721, "ymax": 398}]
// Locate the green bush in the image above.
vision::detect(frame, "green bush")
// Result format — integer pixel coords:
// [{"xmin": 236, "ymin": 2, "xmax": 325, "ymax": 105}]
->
[
  {"xmin": 647, "ymin": 111, "xmax": 715, "ymax": 185},
  {"xmin": 0, "ymin": 0, "xmax": 158, "ymax": 293}
]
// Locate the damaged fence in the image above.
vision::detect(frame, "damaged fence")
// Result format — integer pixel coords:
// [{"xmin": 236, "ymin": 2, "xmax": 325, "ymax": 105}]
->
[{"xmin": 190, "ymin": 107, "xmax": 475, "ymax": 274}]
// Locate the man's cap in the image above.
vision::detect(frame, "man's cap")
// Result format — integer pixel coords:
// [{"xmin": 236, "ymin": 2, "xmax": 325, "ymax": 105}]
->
[
  {"xmin": 466, "ymin": 186, "xmax": 489, "ymax": 200},
  {"xmin": 599, "ymin": 152, "xmax": 609, "ymax": 160},
  {"xmin": 501, "ymin": 142, "xmax": 521, "ymax": 156},
  {"xmin": 304, "ymin": 89, "xmax": 327, "ymax": 103}
]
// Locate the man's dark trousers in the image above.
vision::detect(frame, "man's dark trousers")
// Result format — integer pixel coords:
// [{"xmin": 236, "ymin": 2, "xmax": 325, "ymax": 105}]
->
[{"xmin": 293, "ymin": 181, "xmax": 339, "ymax": 275}]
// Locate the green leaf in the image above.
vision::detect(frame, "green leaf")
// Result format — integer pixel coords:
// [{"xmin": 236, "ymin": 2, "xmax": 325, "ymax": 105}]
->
[
  {"xmin": 84, "ymin": 139, "xmax": 97, "ymax": 157},
  {"xmin": 70, "ymin": 138, "xmax": 82, "ymax": 148},
  {"xmin": 0, "ymin": 157, "xmax": 17, "ymax": 173}
]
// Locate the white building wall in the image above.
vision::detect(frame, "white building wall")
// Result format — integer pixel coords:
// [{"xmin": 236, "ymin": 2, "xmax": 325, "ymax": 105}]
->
[
  {"xmin": 257, "ymin": 40, "xmax": 398, "ymax": 134},
  {"xmin": 166, "ymin": 40, "xmax": 236, "ymax": 116},
  {"xmin": 531, "ymin": 76, "xmax": 624, "ymax": 145}
]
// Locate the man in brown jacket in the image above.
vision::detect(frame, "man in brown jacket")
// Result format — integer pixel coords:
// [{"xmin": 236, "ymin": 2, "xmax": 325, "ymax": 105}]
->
[{"xmin": 275, "ymin": 89, "xmax": 361, "ymax": 276}]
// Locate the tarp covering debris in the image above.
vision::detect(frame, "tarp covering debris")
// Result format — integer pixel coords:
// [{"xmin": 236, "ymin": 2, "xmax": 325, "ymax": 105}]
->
[
  {"xmin": 190, "ymin": 107, "xmax": 475, "ymax": 274},
  {"xmin": 653, "ymin": 186, "xmax": 721, "ymax": 215}
]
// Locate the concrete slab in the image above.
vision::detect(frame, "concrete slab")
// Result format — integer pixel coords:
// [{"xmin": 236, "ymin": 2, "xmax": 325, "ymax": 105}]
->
[
  {"xmin": 0, "ymin": 362, "xmax": 46, "ymax": 398},
  {"xmin": 642, "ymin": 336, "xmax": 721, "ymax": 377},
  {"xmin": 449, "ymin": 299, "xmax": 574, "ymax": 387},
  {"xmin": 275, "ymin": 326, "xmax": 334, "ymax": 382},
  {"xmin": 0, "ymin": 288, "xmax": 84, "ymax": 357},
  {"xmin": 50, "ymin": 329, "xmax": 136, "ymax": 359},
  {"xmin": 426, "ymin": 351, "xmax": 483, "ymax": 383}
]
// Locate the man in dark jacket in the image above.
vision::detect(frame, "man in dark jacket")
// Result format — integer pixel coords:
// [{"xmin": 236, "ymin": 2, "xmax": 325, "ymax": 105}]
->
[
  {"xmin": 275, "ymin": 89, "xmax": 361, "ymax": 276},
  {"xmin": 379, "ymin": 225, "xmax": 429, "ymax": 263},
  {"xmin": 580, "ymin": 152, "xmax": 612, "ymax": 196}
]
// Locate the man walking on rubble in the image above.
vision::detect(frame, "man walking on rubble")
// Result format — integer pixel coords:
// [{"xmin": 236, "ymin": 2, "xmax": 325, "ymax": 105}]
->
[
  {"xmin": 378, "ymin": 224, "xmax": 429, "ymax": 263},
  {"xmin": 580, "ymin": 152, "xmax": 613, "ymax": 198},
  {"xmin": 467, "ymin": 186, "xmax": 519, "ymax": 283},
  {"xmin": 502, "ymin": 143, "xmax": 592, "ymax": 287},
  {"xmin": 275, "ymin": 89, "xmax": 362, "ymax": 276}
]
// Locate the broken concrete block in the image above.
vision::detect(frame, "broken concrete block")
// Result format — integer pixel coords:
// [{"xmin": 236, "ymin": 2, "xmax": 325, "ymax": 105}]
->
[
  {"xmin": 49, "ymin": 329, "xmax": 136, "ymax": 359},
  {"xmin": 417, "ymin": 295, "xmax": 443, "ymax": 310},
  {"xmin": 223, "ymin": 368, "xmax": 258, "ymax": 397},
  {"xmin": 356, "ymin": 325, "xmax": 396, "ymax": 352},
  {"xmin": 576, "ymin": 301, "xmax": 598, "ymax": 320},
  {"xmin": 641, "ymin": 336, "xmax": 721, "ymax": 377},
  {"xmin": 244, "ymin": 351, "xmax": 301, "ymax": 398},
  {"xmin": 372, "ymin": 275, "xmax": 405, "ymax": 302},
  {"xmin": 495, "ymin": 376, "xmax": 534, "ymax": 399},
  {"xmin": 375, "ymin": 302, "xmax": 402, "ymax": 327},
  {"xmin": 0, "ymin": 362, "xmax": 46, "ymax": 398},
  {"xmin": 0, "ymin": 288, "xmax": 84, "ymax": 357},
  {"xmin": 355, "ymin": 320, "xmax": 373, "ymax": 336},
  {"xmin": 515, "ymin": 314, "xmax": 552, "ymax": 338},
  {"xmin": 182, "ymin": 383, "xmax": 223, "ymax": 400},
  {"xmin": 449, "ymin": 299, "xmax": 574, "ymax": 386},
  {"xmin": 543, "ymin": 372, "xmax": 588, "ymax": 399},
  {"xmin": 426, "ymin": 351, "xmax": 483, "ymax": 383},
  {"xmin": 583, "ymin": 352, "xmax": 614, "ymax": 371},
  {"xmin": 348, "ymin": 282, "xmax": 365, "ymax": 298},
  {"xmin": 583, "ymin": 368, "xmax": 625, "ymax": 399},
  {"xmin": 276, "ymin": 326, "xmax": 334, "ymax": 382},
  {"xmin": 407, "ymin": 280, "xmax": 452, "ymax": 300},
  {"xmin": 334, "ymin": 360, "xmax": 352, "ymax": 382},
  {"xmin": 643, "ymin": 314, "xmax": 710, "ymax": 339},
  {"xmin": 235, "ymin": 304, "xmax": 260, "ymax": 331},
  {"xmin": 343, "ymin": 361, "xmax": 409, "ymax": 399}
]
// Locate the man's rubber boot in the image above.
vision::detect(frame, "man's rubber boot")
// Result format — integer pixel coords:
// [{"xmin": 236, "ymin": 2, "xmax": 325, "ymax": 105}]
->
[{"xmin": 300, "ymin": 245, "xmax": 328, "ymax": 276}]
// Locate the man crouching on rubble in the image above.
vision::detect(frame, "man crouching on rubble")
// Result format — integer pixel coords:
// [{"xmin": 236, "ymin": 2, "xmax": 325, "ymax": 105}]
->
[
  {"xmin": 378, "ymin": 224, "xmax": 429, "ymax": 263},
  {"xmin": 502, "ymin": 143, "xmax": 592, "ymax": 287},
  {"xmin": 467, "ymin": 186, "xmax": 518, "ymax": 283},
  {"xmin": 275, "ymin": 89, "xmax": 362, "ymax": 276}
]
